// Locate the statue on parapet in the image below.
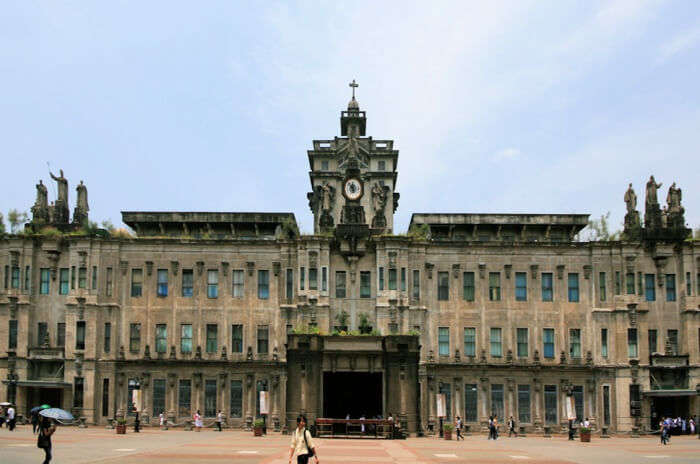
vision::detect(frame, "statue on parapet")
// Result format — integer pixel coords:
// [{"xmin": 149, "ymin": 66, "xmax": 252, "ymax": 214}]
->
[
  {"xmin": 31, "ymin": 180, "xmax": 49, "ymax": 223},
  {"xmin": 73, "ymin": 180, "xmax": 89, "ymax": 225},
  {"xmin": 665, "ymin": 182, "xmax": 685, "ymax": 229},
  {"xmin": 644, "ymin": 175, "xmax": 663, "ymax": 230},
  {"xmin": 624, "ymin": 183, "xmax": 637, "ymax": 213},
  {"xmin": 50, "ymin": 169, "xmax": 70, "ymax": 223},
  {"xmin": 623, "ymin": 183, "xmax": 640, "ymax": 235}
]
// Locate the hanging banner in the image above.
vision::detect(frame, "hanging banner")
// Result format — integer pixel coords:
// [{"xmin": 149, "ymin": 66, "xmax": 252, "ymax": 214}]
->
[
  {"xmin": 132, "ymin": 389, "xmax": 142, "ymax": 412},
  {"xmin": 436, "ymin": 393, "xmax": 446, "ymax": 418},
  {"xmin": 259, "ymin": 391, "xmax": 270, "ymax": 415},
  {"xmin": 566, "ymin": 395, "xmax": 576, "ymax": 421}
]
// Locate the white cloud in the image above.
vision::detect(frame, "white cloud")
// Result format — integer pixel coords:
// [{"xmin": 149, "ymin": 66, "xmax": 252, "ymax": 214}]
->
[{"xmin": 657, "ymin": 23, "xmax": 700, "ymax": 64}]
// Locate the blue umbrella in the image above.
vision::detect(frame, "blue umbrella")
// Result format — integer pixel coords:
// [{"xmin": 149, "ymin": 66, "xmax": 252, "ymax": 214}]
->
[
  {"xmin": 30, "ymin": 405, "xmax": 51, "ymax": 414},
  {"xmin": 39, "ymin": 408, "xmax": 74, "ymax": 421}
]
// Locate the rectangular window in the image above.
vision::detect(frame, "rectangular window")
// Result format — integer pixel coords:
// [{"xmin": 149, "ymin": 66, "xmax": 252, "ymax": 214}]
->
[
  {"xmin": 360, "ymin": 271, "xmax": 371, "ymax": 298},
  {"xmin": 78, "ymin": 267, "xmax": 87, "ymax": 289},
  {"xmin": 518, "ymin": 385, "xmax": 531, "ymax": 423},
  {"xmin": 515, "ymin": 272, "xmax": 527, "ymax": 301},
  {"xmin": 401, "ymin": 267, "xmax": 406, "ymax": 292},
  {"xmin": 59, "ymin": 268, "xmax": 69, "ymax": 295},
  {"xmin": 257, "ymin": 270, "xmax": 269, "ymax": 299},
  {"xmin": 73, "ymin": 377, "xmax": 84, "ymax": 408},
  {"xmin": 37, "ymin": 322, "xmax": 48, "ymax": 346},
  {"xmin": 9, "ymin": 320, "xmax": 18, "ymax": 349},
  {"xmin": 129, "ymin": 323, "xmax": 141, "ymax": 352},
  {"xmin": 157, "ymin": 269, "xmax": 168, "ymax": 297},
  {"xmin": 155, "ymin": 324, "xmax": 167, "ymax": 353},
  {"xmin": 388, "ymin": 268, "xmax": 397, "ymax": 290},
  {"xmin": 412, "ymin": 270, "xmax": 420, "ymax": 299},
  {"xmin": 182, "ymin": 269, "xmax": 193, "ymax": 297},
  {"xmin": 626, "ymin": 272, "xmax": 635, "ymax": 295},
  {"xmin": 11, "ymin": 266, "xmax": 20, "ymax": 289},
  {"xmin": 489, "ymin": 272, "xmax": 501, "ymax": 301},
  {"xmin": 102, "ymin": 378, "xmax": 110, "ymax": 417},
  {"xmin": 232, "ymin": 269, "xmax": 244, "ymax": 298},
  {"xmin": 180, "ymin": 324, "xmax": 192, "ymax": 353},
  {"xmin": 106, "ymin": 267, "xmax": 113, "ymax": 296},
  {"xmin": 568, "ymin": 273, "xmax": 579, "ymax": 302},
  {"xmin": 463, "ymin": 272, "xmax": 475, "ymax": 301},
  {"xmin": 615, "ymin": 271, "xmax": 621, "ymax": 295},
  {"xmin": 309, "ymin": 267, "xmax": 318, "ymax": 290},
  {"xmin": 517, "ymin": 328, "xmax": 528, "ymax": 358},
  {"xmin": 601, "ymin": 328, "xmax": 608, "ymax": 358},
  {"xmin": 543, "ymin": 328, "xmax": 555, "ymax": 358},
  {"xmin": 464, "ymin": 327, "xmax": 476, "ymax": 357},
  {"xmin": 667, "ymin": 329, "xmax": 678, "ymax": 355},
  {"xmin": 286, "ymin": 269, "xmax": 293, "ymax": 300},
  {"xmin": 204, "ymin": 379, "xmax": 217, "ymax": 416},
  {"xmin": 544, "ymin": 385, "xmax": 557, "ymax": 424},
  {"xmin": 131, "ymin": 269, "xmax": 142, "ymax": 297},
  {"xmin": 206, "ymin": 324, "xmax": 218, "ymax": 353},
  {"xmin": 71, "ymin": 266, "xmax": 75, "ymax": 289},
  {"xmin": 335, "ymin": 271, "xmax": 346, "ymax": 298},
  {"xmin": 491, "ymin": 384, "xmax": 504, "ymax": 420},
  {"xmin": 569, "ymin": 328, "xmax": 581, "ymax": 358},
  {"xmin": 573, "ymin": 385, "xmax": 584, "ymax": 422},
  {"xmin": 24, "ymin": 265, "xmax": 30, "ymax": 292},
  {"xmin": 4, "ymin": 265, "xmax": 8, "ymax": 289},
  {"xmin": 599, "ymin": 272, "xmax": 606, "ymax": 301},
  {"xmin": 104, "ymin": 322, "xmax": 111, "ymax": 353},
  {"xmin": 648, "ymin": 329, "xmax": 657, "ymax": 354},
  {"xmin": 603, "ymin": 385, "xmax": 611, "ymax": 426},
  {"xmin": 378, "ymin": 267, "xmax": 384, "ymax": 291},
  {"xmin": 257, "ymin": 325, "xmax": 269, "ymax": 354},
  {"xmin": 231, "ymin": 324, "xmax": 243, "ymax": 353},
  {"xmin": 76, "ymin": 320, "xmax": 86, "ymax": 350},
  {"xmin": 438, "ymin": 271, "xmax": 449, "ymax": 300},
  {"xmin": 152, "ymin": 378, "xmax": 166, "ymax": 416},
  {"xmin": 628, "ymin": 328, "xmax": 638, "ymax": 358},
  {"xmin": 230, "ymin": 380, "xmax": 243, "ymax": 418},
  {"xmin": 57, "ymin": 323, "xmax": 65, "ymax": 347},
  {"xmin": 465, "ymin": 384, "xmax": 477, "ymax": 422},
  {"xmin": 322, "ymin": 267, "xmax": 328, "ymax": 292},
  {"xmin": 645, "ymin": 274, "xmax": 656, "ymax": 301},
  {"xmin": 490, "ymin": 327, "xmax": 502, "ymax": 357},
  {"xmin": 638, "ymin": 272, "xmax": 643, "ymax": 295},
  {"xmin": 666, "ymin": 274, "xmax": 676, "ymax": 302},
  {"xmin": 40, "ymin": 268, "xmax": 50, "ymax": 294},
  {"xmin": 541, "ymin": 272, "xmax": 553, "ymax": 301},
  {"xmin": 686, "ymin": 271, "xmax": 691, "ymax": 296},
  {"xmin": 207, "ymin": 270, "xmax": 219, "ymax": 298},
  {"xmin": 438, "ymin": 327, "xmax": 450, "ymax": 356},
  {"xmin": 178, "ymin": 379, "xmax": 191, "ymax": 416},
  {"xmin": 321, "ymin": 159, "xmax": 329, "ymax": 171},
  {"xmin": 92, "ymin": 266, "xmax": 97, "ymax": 290},
  {"xmin": 300, "ymin": 266, "xmax": 305, "ymax": 290},
  {"xmin": 378, "ymin": 160, "xmax": 386, "ymax": 171}
]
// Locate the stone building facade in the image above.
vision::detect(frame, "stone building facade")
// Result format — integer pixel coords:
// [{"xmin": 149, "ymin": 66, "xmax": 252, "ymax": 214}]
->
[{"xmin": 1, "ymin": 89, "xmax": 698, "ymax": 435}]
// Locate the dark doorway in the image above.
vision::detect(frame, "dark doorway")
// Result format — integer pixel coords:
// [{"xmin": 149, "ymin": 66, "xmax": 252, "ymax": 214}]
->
[
  {"xmin": 25, "ymin": 388, "xmax": 63, "ymax": 414},
  {"xmin": 323, "ymin": 372, "xmax": 382, "ymax": 419},
  {"xmin": 651, "ymin": 396, "xmax": 690, "ymax": 429}
]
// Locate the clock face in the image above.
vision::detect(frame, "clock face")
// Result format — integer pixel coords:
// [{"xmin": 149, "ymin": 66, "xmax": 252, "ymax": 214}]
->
[{"xmin": 344, "ymin": 178, "xmax": 363, "ymax": 201}]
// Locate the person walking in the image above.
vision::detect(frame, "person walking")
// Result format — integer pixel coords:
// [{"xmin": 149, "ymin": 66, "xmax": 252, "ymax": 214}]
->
[
  {"xmin": 508, "ymin": 416, "xmax": 516, "ymax": 437},
  {"xmin": 216, "ymin": 410, "xmax": 223, "ymax": 432},
  {"xmin": 288, "ymin": 415, "xmax": 320, "ymax": 464},
  {"xmin": 455, "ymin": 416, "xmax": 463, "ymax": 441},
  {"xmin": 159, "ymin": 411, "xmax": 165, "ymax": 428},
  {"xmin": 194, "ymin": 410, "xmax": 203, "ymax": 431},
  {"xmin": 660, "ymin": 418, "xmax": 669, "ymax": 445},
  {"xmin": 37, "ymin": 416, "xmax": 56, "ymax": 464},
  {"xmin": 690, "ymin": 417, "xmax": 695, "ymax": 435},
  {"xmin": 134, "ymin": 411, "xmax": 140, "ymax": 433},
  {"xmin": 492, "ymin": 415, "xmax": 499, "ymax": 440},
  {"xmin": 31, "ymin": 409, "xmax": 40, "ymax": 434},
  {"xmin": 7, "ymin": 405, "xmax": 15, "ymax": 431}
]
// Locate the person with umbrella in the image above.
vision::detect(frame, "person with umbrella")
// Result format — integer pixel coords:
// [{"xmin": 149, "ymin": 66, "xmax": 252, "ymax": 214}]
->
[
  {"xmin": 37, "ymin": 408, "xmax": 73, "ymax": 464},
  {"xmin": 31, "ymin": 405, "xmax": 51, "ymax": 434}
]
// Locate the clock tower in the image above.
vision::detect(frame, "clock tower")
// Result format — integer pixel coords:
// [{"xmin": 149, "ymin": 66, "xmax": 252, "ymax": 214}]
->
[{"xmin": 307, "ymin": 81, "xmax": 400, "ymax": 235}]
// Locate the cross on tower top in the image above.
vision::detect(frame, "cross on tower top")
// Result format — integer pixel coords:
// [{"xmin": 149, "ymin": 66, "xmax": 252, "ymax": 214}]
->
[{"xmin": 349, "ymin": 79, "xmax": 358, "ymax": 98}]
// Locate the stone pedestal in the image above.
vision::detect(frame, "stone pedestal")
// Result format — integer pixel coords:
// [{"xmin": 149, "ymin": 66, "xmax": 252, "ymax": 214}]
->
[
  {"xmin": 184, "ymin": 419, "xmax": 193, "ymax": 431},
  {"xmin": 601, "ymin": 426, "xmax": 610, "ymax": 438},
  {"xmin": 543, "ymin": 425, "xmax": 552, "ymax": 437}
]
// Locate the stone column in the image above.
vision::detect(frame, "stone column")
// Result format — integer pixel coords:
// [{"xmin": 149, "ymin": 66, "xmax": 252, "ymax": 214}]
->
[
  {"xmin": 533, "ymin": 378, "xmax": 542, "ymax": 433},
  {"xmin": 453, "ymin": 379, "xmax": 461, "ymax": 421},
  {"xmin": 506, "ymin": 378, "xmax": 515, "ymax": 422},
  {"xmin": 245, "ymin": 374, "xmax": 254, "ymax": 429},
  {"xmin": 586, "ymin": 378, "xmax": 596, "ymax": 430},
  {"xmin": 280, "ymin": 372, "xmax": 288, "ymax": 433},
  {"xmin": 427, "ymin": 375, "xmax": 436, "ymax": 434},
  {"xmin": 479, "ymin": 377, "xmax": 489, "ymax": 432},
  {"xmin": 418, "ymin": 369, "xmax": 428, "ymax": 435}
]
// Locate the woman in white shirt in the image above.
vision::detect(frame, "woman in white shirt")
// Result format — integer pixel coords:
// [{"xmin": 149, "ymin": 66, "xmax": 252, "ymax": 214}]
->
[{"xmin": 289, "ymin": 415, "xmax": 320, "ymax": 464}]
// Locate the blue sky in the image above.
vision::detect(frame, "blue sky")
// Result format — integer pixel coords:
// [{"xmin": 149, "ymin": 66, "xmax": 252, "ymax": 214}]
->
[{"xmin": 1, "ymin": 0, "xmax": 699, "ymax": 235}]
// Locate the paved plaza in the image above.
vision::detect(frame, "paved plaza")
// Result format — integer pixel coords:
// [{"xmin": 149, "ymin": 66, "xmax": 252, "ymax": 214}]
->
[{"xmin": 1, "ymin": 425, "xmax": 698, "ymax": 464}]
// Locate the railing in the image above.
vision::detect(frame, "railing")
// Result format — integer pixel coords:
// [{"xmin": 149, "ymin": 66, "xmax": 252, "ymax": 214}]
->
[{"xmin": 315, "ymin": 418, "xmax": 395, "ymax": 439}]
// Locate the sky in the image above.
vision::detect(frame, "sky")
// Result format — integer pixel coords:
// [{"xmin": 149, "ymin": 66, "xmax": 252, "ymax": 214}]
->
[{"xmin": 1, "ymin": 0, "xmax": 699, "ymax": 235}]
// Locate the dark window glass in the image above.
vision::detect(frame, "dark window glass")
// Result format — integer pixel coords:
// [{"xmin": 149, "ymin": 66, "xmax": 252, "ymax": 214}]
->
[
  {"xmin": 205, "ymin": 379, "xmax": 217, "ymax": 417},
  {"xmin": 257, "ymin": 270, "xmax": 269, "ymax": 299},
  {"xmin": 322, "ymin": 267, "xmax": 327, "ymax": 291},
  {"xmin": 131, "ymin": 269, "xmax": 142, "ymax": 297},
  {"xmin": 464, "ymin": 327, "xmax": 476, "ymax": 356},
  {"xmin": 40, "ymin": 268, "xmax": 50, "ymax": 294},
  {"xmin": 542, "ymin": 273, "xmax": 553, "ymax": 302},
  {"xmin": 232, "ymin": 324, "xmax": 243, "ymax": 353},
  {"xmin": 335, "ymin": 271, "xmax": 346, "ymax": 298},
  {"xmin": 104, "ymin": 322, "xmax": 111, "ymax": 353},
  {"xmin": 615, "ymin": 271, "xmax": 621, "ymax": 295},
  {"xmin": 129, "ymin": 323, "xmax": 141, "ymax": 352},
  {"xmin": 59, "ymin": 268, "xmax": 69, "ymax": 295},
  {"xmin": 601, "ymin": 328, "xmax": 608, "ymax": 358},
  {"xmin": 181, "ymin": 324, "xmax": 192, "ymax": 353},
  {"xmin": 412, "ymin": 270, "xmax": 420, "ymax": 299},
  {"xmin": 24, "ymin": 265, "xmax": 30, "ymax": 292},
  {"xmin": 9, "ymin": 320, "xmax": 17, "ymax": 349},
  {"xmin": 569, "ymin": 328, "xmax": 581, "ymax": 358},
  {"xmin": 438, "ymin": 327, "xmax": 449, "ymax": 356},
  {"xmin": 309, "ymin": 268, "xmax": 318, "ymax": 290},
  {"xmin": 518, "ymin": 385, "xmax": 531, "ymax": 423},
  {"xmin": 573, "ymin": 385, "xmax": 584, "ymax": 422},
  {"xmin": 378, "ymin": 267, "xmax": 384, "ymax": 291},
  {"xmin": 463, "ymin": 272, "xmax": 475, "ymax": 301},
  {"xmin": 57, "ymin": 323, "xmax": 65, "ymax": 347},
  {"xmin": 300, "ymin": 267, "xmax": 305, "ymax": 290},
  {"xmin": 182, "ymin": 269, "xmax": 193, "ymax": 297},
  {"xmin": 648, "ymin": 329, "xmax": 657, "ymax": 354},
  {"xmin": 156, "ymin": 324, "xmax": 167, "ymax": 353},
  {"xmin": 360, "ymin": 271, "xmax": 371, "ymax": 298},
  {"xmin": 544, "ymin": 385, "xmax": 557, "ymax": 424},
  {"xmin": 102, "ymin": 378, "xmax": 110, "ymax": 417},
  {"xmin": 489, "ymin": 272, "xmax": 501, "ymax": 301},
  {"xmin": 645, "ymin": 274, "xmax": 655, "ymax": 301},
  {"xmin": 106, "ymin": 267, "xmax": 113, "ymax": 296},
  {"xmin": 490, "ymin": 328, "xmax": 502, "ymax": 357},
  {"xmin": 206, "ymin": 324, "xmax": 218, "ymax": 353},
  {"xmin": 73, "ymin": 377, "xmax": 84, "ymax": 408},
  {"xmin": 153, "ymin": 379, "xmax": 166, "ymax": 416},
  {"xmin": 71, "ymin": 266, "xmax": 75, "ymax": 289},
  {"xmin": 568, "ymin": 273, "xmax": 579, "ymax": 302},
  {"xmin": 230, "ymin": 380, "xmax": 243, "ymax": 418},
  {"xmin": 599, "ymin": 272, "xmax": 606, "ymax": 301},
  {"xmin": 603, "ymin": 386, "xmax": 610, "ymax": 426},
  {"xmin": 491, "ymin": 384, "xmax": 504, "ymax": 419},
  {"xmin": 626, "ymin": 272, "xmax": 635, "ymax": 295},
  {"xmin": 178, "ymin": 380, "xmax": 191, "ymax": 416},
  {"xmin": 78, "ymin": 267, "xmax": 87, "ymax": 289},
  {"xmin": 11, "ymin": 266, "xmax": 20, "ymax": 289},
  {"xmin": 464, "ymin": 384, "xmax": 477, "ymax": 422},
  {"xmin": 76, "ymin": 321, "xmax": 86, "ymax": 350},
  {"xmin": 157, "ymin": 269, "xmax": 168, "ymax": 297},
  {"xmin": 666, "ymin": 274, "xmax": 676, "ymax": 302},
  {"xmin": 207, "ymin": 270, "xmax": 219, "ymax": 298},
  {"xmin": 438, "ymin": 271, "xmax": 449, "ymax": 300},
  {"xmin": 388, "ymin": 268, "xmax": 397, "ymax": 290},
  {"xmin": 257, "ymin": 325, "xmax": 269, "ymax": 354},
  {"xmin": 286, "ymin": 269, "xmax": 293, "ymax": 300},
  {"xmin": 517, "ymin": 328, "xmax": 528, "ymax": 358},
  {"xmin": 92, "ymin": 266, "xmax": 97, "ymax": 290},
  {"xmin": 628, "ymin": 328, "xmax": 638, "ymax": 358},
  {"xmin": 515, "ymin": 272, "xmax": 527, "ymax": 301},
  {"xmin": 543, "ymin": 328, "xmax": 555, "ymax": 358},
  {"xmin": 401, "ymin": 267, "xmax": 406, "ymax": 292},
  {"xmin": 37, "ymin": 322, "xmax": 48, "ymax": 346}
]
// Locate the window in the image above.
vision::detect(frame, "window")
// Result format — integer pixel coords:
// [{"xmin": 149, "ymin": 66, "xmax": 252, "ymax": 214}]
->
[
  {"xmin": 360, "ymin": 271, "xmax": 371, "ymax": 298},
  {"xmin": 667, "ymin": 329, "xmax": 678, "ymax": 355},
  {"xmin": 24, "ymin": 265, "xmax": 30, "ymax": 292},
  {"xmin": 489, "ymin": 272, "xmax": 501, "ymax": 301},
  {"xmin": 601, "ymin": 328, "xmax": 608, "ymax": 358},
  {"xmin": 92, "ymin": 266, "xmax": 97, "ymax": 290},
  {"xmin": 544, "ymin": 385, "xmax": 557, "ymax": 424},
  {"xmin": 543, "ymin": 328, "xmax": 555, "ymax": 358},
  {"xmin": 257, "ymin": 325, "xmax": 269, "ymax": 354},
  {"xmin": 257, "ymin": 270, "xmax": 269, "ymax": 299},
  {"xmin": 206, "ymin": 324, "xmax": 218, "ymax": 353},
  {"xmin": 648, "ymin": 329, "xmax": 657, "ymax": 354},
  {"xmin": 11, "ymin": 266, "xmax": 19, "ymax": 289},
  {"xmin": 615, "ymin": 271, "xmax": 621, "ymax": 295},
  {"xmin": 541, "ymin": 273, "xmax": 553, "ymax": 301},
  {"xmin": 231, "ymin": 324, "xmax": 243, "ymax": 353},
  {"xmin": 401, "ymin": 268, "xmax": 406, "ymax": 292},
  {"xmin": 76, "ymin": 321, "xmax": 86, "ymax": 350},
  {"xmin": 645, "ymin": 274, "xmax": 655, "ymax": 301},
  {"xmin": 515, "ymin": 272, "xmax": 527, "ymax": 301},
  {"xmin": 686, "ymin": 272, "xmax": 691, "ymax": 296},
  {"xmin": 628, "ymin": 328, "xmax": 638, "ymax": 358},
  {"xmin": 59, "ymin": 268, "xmax": 69, "ymax": 295},
  {"xmin": 464, "ymin": 327, "xmax": 476, "ymax": 356},
  {"xmin": 300, "ymin": 266, "xmax": 305, "ymax": 290},
  {"xmin": 286, "ymin": 269, "xmax": 293, "ymax": 300},
  {"xmin": 232, "ymin": 270, "xmax": 244, "ymax": 298},
  {"xmin": 309, "ymin": 267, "xmax": 318, "ymax": 290},
  {"xmin": 155, "ymin": 324, "xmax": 167, "ymax": 353},
  {"xmin": 490, "ymin": 328, "xmax": 502, "ymax": 357},
  {"xmin": 569, "ymin": 328, "xmax": 581, "ymax": 358},
  {"xmin": 573, "ymin": 385, "xmax": 584, "ymax": 422},
  {"xmin": 71, "ymin": 266, "xmax": 75, "ymax": 289},
  {"xmin": 9, "ymin": 320, "xmax": 18, "ymax": 349},
  {"xmin": 378, "ymin": 160, "xmax": 386, "ymax": 171},
  {"xmin": 129, "ymin": 323, "xmax": 141, "ymax": 352},
  {"xmin": 335, "ymin": 271, "xmax": 346, "ymax": 298},
  {"xmin": 412, "ymin": 270, "xmax": 420, "ymax": 299},
  {"xmin": 78, "ymin": 267, "xmax": 87, "ymax": 289},
  {"xmin": 106, "ymin": 267, "xmax": 113, "ymax": 297},
  {"xmin": 40, "ymin": 268, "xmax": 50, "ymax": 294},
  {"xmin": 666, "ymin": 274, "xmax": 676, "ymax": 302},
  {"xmin": 321, "ymin": 160, "xmax": 329, "ymax": 171},
  {"xmin": 438, "ymin": 272, "xmax": 449, "ymax": 300},
  {"xmin": 157, "ymin": 269, "xmax": 168, "ymax": 297},
  {"xmin": 599, "ymin": 272, "xmax": 606, "ymax": 301},
  {"xmin": 230, "ymin": 380, "xmax": 243, "ymax": 418},
  {"xmin": 378, "ymin": 267, "xmax": 384, "ymax": 291},
  {"xmin": 104, "ymin": 322, "xmax": 111, "ymax": 353},
  {"xmin": 438, "ymin": 327, "xmax": 450, "ymax": 356},
  {"xmin": 102, "ymin": 378, "xmax": 110, "ymax": 417},
  {"xmin": 465, "ymin": 384, "xmax": 478, "ymax": 422},
  {"xmin": 207, "ymin": 270, "xmax": 219, "ymax": 298},
  {"xmin": 178, "ymin": 379, "xmax": 191, "ymax": 416},
  {"xmin": 517, "ymin": 328, "xmax": 528, "ymax": 358},
  {"xmin": 3, "ymin": 265, "xmax": 7, "ymax": 289},
  {"xmin": 37, "ymin": 322, "xmax": 48, "ymax": 346},
  {"xmin": 637, "ymin": 272, "xmax": 643, "ymax": 295},
  {"xmin": 131, "ymin": 269, "xmax": 143, "ymax": 297},
  {"xmin": 180, "ymin": 324, "xmax": 192, "ymax": 353},
  {"xmin": 463, "ymin": 272, "xmax": 475, "ymax": 301},
  {"xmin": 182, "ymin": 269, "xmax": 193, "ymax": 297},
  {"xmin": 73, "ymin": 377, "xmax": 84, "ymax": 408},
  {"xmin": 57, "ymin": 323, "xmax": 65, "ymax": 347},
  {"xmin": 153, "ymin": 379, "xmax": 166, "ymax": 416},
  {"xmin": 626, "ymin": 272, "xmax": 635, "ymax": 295},
  {"xmin": 568, "ymin": 273, "xmax": 579, "ymax": 302},
  {"xmin": 603, "ymin": 386, "xmax": 611, "ymax": 426},
  {"xmin": 388, "ymin": 268, "xmax": 397, "ymax": 290},
  {"xmin": 322, "ymin": 267, "xmax": 327, "ymax": 292},
  {"xmin": 518, "ymin": 385, "xmax": 531, "ymax": 423},
  {"xmin": 491, "ymin": 384, "xmax": 504, "ymax": 419}
]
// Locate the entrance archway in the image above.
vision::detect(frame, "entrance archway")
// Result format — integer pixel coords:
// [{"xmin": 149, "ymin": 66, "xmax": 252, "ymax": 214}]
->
[{"xmin": 323, "ymin": 372, "xmax": 382, "ymax": 418}]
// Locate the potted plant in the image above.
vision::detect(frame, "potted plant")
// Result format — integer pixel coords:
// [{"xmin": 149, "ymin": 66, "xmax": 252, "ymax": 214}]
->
[
  {"xmin": 579, "ymin": 426, "xmax": 591, "ymax": 442},
  {"xmin": 443, "ymin": 423, "xmax": 454, "ymax": 440},
  {"xmin": 116, "ymin": 417, "xmax": 127, "ymax": 434},
  {"xmin": 253, "ymin": 418, "xmax": 265, "ymax": 437},
  {"xmin": 358, "ymin": 313, "xmax": 373, "ymax": 335}
]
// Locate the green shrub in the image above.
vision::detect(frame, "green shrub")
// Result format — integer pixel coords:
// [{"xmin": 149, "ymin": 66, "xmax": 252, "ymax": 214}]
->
[
  {"xmin": 443, "ymin": 423, "xmax": 454, "ymax": 431},
  {"xmin": 253, "ymin": 418, "xmax": 265, "ymax": 427}
]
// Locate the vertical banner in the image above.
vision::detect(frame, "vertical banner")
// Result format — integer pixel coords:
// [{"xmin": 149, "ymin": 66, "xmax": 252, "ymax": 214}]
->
[
  {"xmin": 566, "ymin": 395, "xmax": 575, "ymax": 421},
  {"xmin": 436, "ymin": 393, "xmax": 446, "ymax": 418},
  {"xmin": 132, "ymin": 389, "xmax": 142, "ymax": 412},
  {"xmin": 260, "ymin": 391, "xmax": 269, "ymax": 415}
]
